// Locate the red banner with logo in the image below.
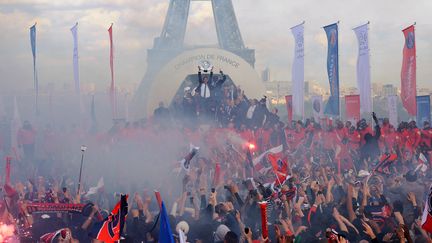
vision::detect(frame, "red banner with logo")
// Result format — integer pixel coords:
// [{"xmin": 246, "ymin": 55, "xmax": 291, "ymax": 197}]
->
[
  {"xmin": 401, "ymin": 25, "xmax": 416, "ymax": 116},
  {"xmin": 285, "ymin": 95, "xmax": 293, "ymax": 123},
  {"xmin": 345, "ymin": 95, "xmax": 360, "ymax": 122}
]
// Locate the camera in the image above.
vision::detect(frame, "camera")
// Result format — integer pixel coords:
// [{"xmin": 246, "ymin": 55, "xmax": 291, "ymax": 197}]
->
[{"xmin": 81, "ymin": 145, "xmax": 87, "ymax": 152}]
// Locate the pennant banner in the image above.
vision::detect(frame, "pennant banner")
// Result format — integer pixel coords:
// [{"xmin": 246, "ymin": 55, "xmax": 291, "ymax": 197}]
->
[
  {"xmin": 353, "ymin": 23, "xmax": 372, "ymax": 114},
  {"xmin": 323, "ymin": 23, "xmax": 340, "ymax": 116},
  {"xmin": 387, "ymin": 95, "xmax": 398, "ymax": 127},
  {"xmin": 311, "ymin": 95, "xmax": 323, "ymax": 121},
  {"xmin": 285, "ymin": 95, "xmax": 293, "ymax": 123},
  {"xmin": 29, "ymin": 24, "xmax": 38, "ymax": 102},
  {"xmin": 291, "ymin": 22, "xmax": 304, "ymax": 118},
  {"xmin": 70, "ymin": 23, "xmax": 80, "ymax": 94},
  {"xmin": 108, "ymin": 24, "xmax": 117, "ymax": 118},
  {"xmin": 416, "ymin": 95, "xmax": 431, "ymax": 125},
  {"xmin": 401, "ymin": 25, "xmax": 416, "ymax": 116},
  {"xmin": 345, "ymin": 95, "xmax": 360, "ymax": 122}
]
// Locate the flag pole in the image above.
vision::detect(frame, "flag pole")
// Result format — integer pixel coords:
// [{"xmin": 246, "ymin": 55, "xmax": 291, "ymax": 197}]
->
[{"xmin": 77, "ymin": 145, "xmax": 87, "ymax": 196}]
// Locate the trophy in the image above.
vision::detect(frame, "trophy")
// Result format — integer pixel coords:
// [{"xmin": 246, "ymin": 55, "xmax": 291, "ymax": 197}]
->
[{"xmin": 198, "ymin": 60, "xmax": 213, "ymax": 73}]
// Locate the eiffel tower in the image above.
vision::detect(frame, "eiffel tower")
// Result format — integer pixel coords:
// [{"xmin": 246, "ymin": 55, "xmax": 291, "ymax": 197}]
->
[{"xmin": 134, "ymin": 0, "xmax": 256, "ymax": 117}]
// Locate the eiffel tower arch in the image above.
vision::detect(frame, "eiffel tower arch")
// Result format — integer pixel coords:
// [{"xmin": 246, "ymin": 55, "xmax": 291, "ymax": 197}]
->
[{"xmin": 132, "ymin": 0, "xmax": 265, "ymax": 118}]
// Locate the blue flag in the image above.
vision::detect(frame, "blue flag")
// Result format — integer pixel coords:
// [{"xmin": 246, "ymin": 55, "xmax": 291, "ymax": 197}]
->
[
  {"xmin": 323, "ymin": 23, "xmax": 340, "ymax": 116},
  {"xmin": 159, "ymin": 202, "xmax": 174, "ymax": 243},
  {"xmin": 416, "ymin": 95, "xmax": 430, "ymax": 125}
]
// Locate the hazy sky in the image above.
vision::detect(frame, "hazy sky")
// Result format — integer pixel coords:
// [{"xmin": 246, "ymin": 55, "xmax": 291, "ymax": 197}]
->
[{"xmin": 0, "ymin": 0, "xmax": 431, "ymax": 93}]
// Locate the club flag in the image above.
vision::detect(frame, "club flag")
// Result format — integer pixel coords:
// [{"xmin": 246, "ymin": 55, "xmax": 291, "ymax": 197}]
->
[
  {"xmin": 159, "ymin": 201, "xmax": 175, "ymax": 243},
  {"xmin": 353, "ymin": 23, "xmax": 372, "ymax": 114},
  {"xmin": 345, "ymin": 95, "xmax": 360, "ymax": 122},
  {"xmin": 179, "ymin": 144, "xmax": 199, "ymax": 172},
  {"xmin": 285, "ymin": 95, "xmax": 293, "ymax": 123},
  {"xmin": 108, "ymin": 24, "xmax": 117, "ymax": 118},
  {"xmin": 323, "ymin": 23, "xmax": 340, "ymax": 116},
  {"xmin": 291, "ymin": 22, "xmax": 304, "ymax": 118},
  {"xmin": 311, "ymin": 96, "xmax": 323, "ymax": 121},
  {"xmin": 416, "ymin": 95, "xmax": 430, "ymax": 125},
  {"xmin": 253, "ymin": 145, "xmax": 283, "ymax": 173},
  {"xmin": 70, "ymin": 23, "xmax": 80, "ymax": 94},
  {"xmin": 421, "ymin": 184, "xmax": 432, "ymax": 233},
  {"xmin": 387, "ymin": 95, "xmax": 398, "ymax": 127},
  {"xmin": 401, "ymin": 25, "xmax": 416, "ymax": 116},
  {"xmin": 91, "ymin": 194, "xmax": 128, "ymax": 243},
  {"xmin": 267, "ymin": 153, "xmax": 289, "ymax": 175}
]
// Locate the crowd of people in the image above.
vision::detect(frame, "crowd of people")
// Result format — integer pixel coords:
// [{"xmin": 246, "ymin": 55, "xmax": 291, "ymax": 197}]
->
[{"xmin": 0, "ymin": 69, "xmax": 431, "ymax": 243}]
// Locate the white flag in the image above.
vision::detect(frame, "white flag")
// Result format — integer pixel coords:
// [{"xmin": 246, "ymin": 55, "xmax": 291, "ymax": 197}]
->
[
  {"xmin": 291, "ymin": 22, "xmax": 304, "ymax": 119},
  {"xmin": 71, "ymin": 23, "xmax": 80, "ymax": 94},
  {"xmin": 387, "ymin": 95, "xmax": 398, "ymax": 127},
  {"xmin": 353, "ymin": 23, "xmax": 372, "ymax": 114},
  {"xmin": 311, "ymin": 96, "xmax": 323, "ymax": 121}
]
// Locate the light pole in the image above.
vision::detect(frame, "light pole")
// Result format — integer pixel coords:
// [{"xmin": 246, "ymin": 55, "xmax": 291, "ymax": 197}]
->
[{"xmin": 77, "ymin": 145, "xmax": 87, "ymax": 196}]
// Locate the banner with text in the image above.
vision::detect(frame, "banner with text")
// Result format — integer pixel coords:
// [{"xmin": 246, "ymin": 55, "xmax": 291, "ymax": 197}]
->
[
  {"xmin": 291, "ymin": 22, "xmax": 304, "ymax": 118},
  {"xmin": 353, "ymin": 23, "xmax": 372, "ymax": 114},
  {"xmin": 345, "ymin": 95, "xmax": 360, "ymax": 122},
  {"xmin": 401, "ymin": 25, "xmax": 416, "ymax": 116},
  {"xmin": 324, "ymin": 23, "xmax": 340, "ymax": 116}
]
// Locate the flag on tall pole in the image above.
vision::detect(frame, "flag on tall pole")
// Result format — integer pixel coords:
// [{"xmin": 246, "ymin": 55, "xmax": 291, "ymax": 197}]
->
[
  {"xmin": 387, "ymin": 95, "xmax": 398, "ymax": 127},
  {"xmin": 70, "ymin": 23, "xmax": 80, "ymax": 94},
  {"xmin": 311, "ymin": 96, "xmax": 323, "ymax": 121},
  {"xmin": 108, "ymin": 23, "xmax": 117, "ymax": 118},
  {"xmin": 401, "ymin": 24, "xmax": 416, "ymax": 116},
  {"xmin": 353, "ymin": 22, "xmax": 372, "ymax": 115},
  {"xmin": 30, "ymin": 23, "xmax": 39, "ymax": 114},
  {"xmin": 290, "ymin": 21, "xmax": 305, "ymax": 119},
  {"xmin": 323, "ymin": 22, "xmax": 340, "ymax": 116}
]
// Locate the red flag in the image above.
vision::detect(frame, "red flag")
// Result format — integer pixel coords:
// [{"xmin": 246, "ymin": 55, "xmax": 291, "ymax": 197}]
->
[
  {"xmin": 108, "ymin": 24, "xmax": 117, "ymax": 118},
  {"xmin": 401, "ymin": 25, "xmax": 416, "ymax": 116},
  {"xmin": 91, "ymin": 194, "xmax": 128, "ymax": 243},
  {"xmin": 421, "ymin": 184, "xmax": 432, "ymax": 233},
  {"xmin": 345, "ymin": 95, "xmax": 360, "ymax": 122},
  {"xmin": 285, "ymin": 95, "xmax": 293, "ymax": 123}
]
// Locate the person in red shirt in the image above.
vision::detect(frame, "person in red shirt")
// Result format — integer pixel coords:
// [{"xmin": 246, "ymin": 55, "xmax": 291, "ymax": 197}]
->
[
  {"xmin": 382, "ymin": 125, "xmax": 401, "ymax": 154},
  {"xmin": 17, "ymin": 120, "xmax": 36, "ymax": 160},
  {"xmin": 420, "ymin": 121, "xmax": 432, "ymax": 152}
]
